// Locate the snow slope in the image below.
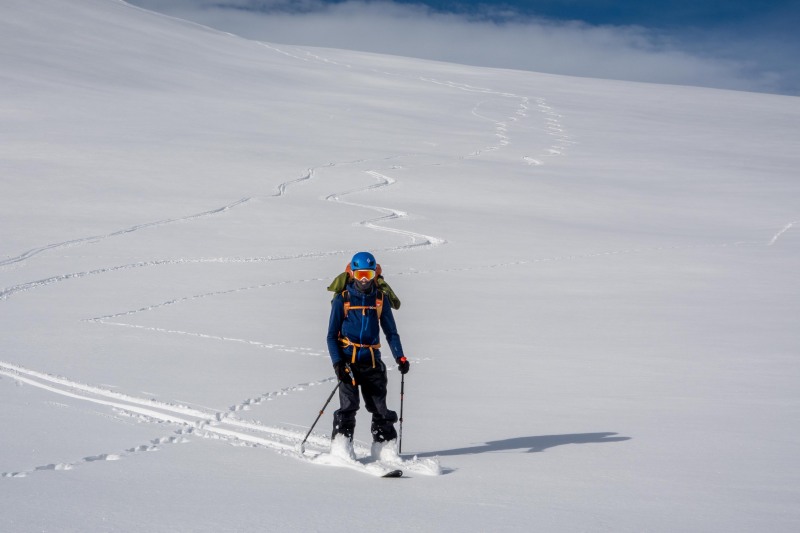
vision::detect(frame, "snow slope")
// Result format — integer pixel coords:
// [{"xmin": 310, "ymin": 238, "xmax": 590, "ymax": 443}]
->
[{"xmin": 1, "ymin": 0, "xmax": 799, "ymax": 531}]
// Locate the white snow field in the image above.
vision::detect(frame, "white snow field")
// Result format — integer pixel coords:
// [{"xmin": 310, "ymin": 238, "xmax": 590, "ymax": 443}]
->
[{"xmin": 2, "ymin": 0, "xmax": 799, "ymax": 531}]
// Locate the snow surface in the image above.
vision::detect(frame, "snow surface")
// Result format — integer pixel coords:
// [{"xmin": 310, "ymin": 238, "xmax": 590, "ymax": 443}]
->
[{"xmin": 1, "ymin": 0, "xmax": 799, "ymax": 531}]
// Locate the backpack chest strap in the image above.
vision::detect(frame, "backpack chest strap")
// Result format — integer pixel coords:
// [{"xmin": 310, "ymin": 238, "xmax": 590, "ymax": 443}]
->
[{"xmin": 342, "ymin": 290, "xmax": 384, "ymax": 319}]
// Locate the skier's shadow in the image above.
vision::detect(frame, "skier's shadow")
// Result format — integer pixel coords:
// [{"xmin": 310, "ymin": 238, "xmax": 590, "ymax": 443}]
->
[{"xmin": 415, "ymin": 432, "xmax": 631, "ymax": 458}]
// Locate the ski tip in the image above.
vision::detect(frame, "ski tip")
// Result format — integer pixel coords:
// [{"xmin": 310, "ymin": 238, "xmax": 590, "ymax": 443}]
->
[{"xmin": 382, "ymin": 469, "xmax": 403, "ymax": 478}]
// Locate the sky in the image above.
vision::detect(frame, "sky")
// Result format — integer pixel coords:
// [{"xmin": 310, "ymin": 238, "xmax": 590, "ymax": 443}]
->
[{"xmin": 126, "ymin": 0, "xmax": 800, "ymax": 95}]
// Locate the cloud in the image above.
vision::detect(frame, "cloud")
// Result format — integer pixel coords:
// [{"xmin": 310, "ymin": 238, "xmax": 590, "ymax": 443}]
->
[{"xmin": 127, "ymin": 0, "xmax": 797, "ymax": 95}]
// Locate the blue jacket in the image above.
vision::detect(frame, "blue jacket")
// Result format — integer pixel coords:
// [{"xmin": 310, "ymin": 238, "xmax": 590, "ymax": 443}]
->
[{"xmin": 327, "ymin": 282, "xmax": 404, "ymax": 365}]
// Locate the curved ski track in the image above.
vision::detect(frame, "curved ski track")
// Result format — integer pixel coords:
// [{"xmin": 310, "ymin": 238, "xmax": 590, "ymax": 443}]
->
[{"xmin": 0, "ymin": 197, "xmax": 254, "ymax": 269}]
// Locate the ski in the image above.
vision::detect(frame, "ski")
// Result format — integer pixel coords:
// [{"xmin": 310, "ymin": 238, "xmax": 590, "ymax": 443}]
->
[
  {"xmin": 302, "ymin": 451, "xmax": 404, "ymax": 477},
  {"xmin": 297, "ymin": 436, "xmax": 441, "ymax": 478}
]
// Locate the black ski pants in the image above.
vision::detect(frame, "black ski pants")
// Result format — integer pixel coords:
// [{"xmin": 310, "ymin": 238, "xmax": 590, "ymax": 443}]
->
[{"xmin": 332, "ymin": 360, "xmax": 398, "ymax": 443}]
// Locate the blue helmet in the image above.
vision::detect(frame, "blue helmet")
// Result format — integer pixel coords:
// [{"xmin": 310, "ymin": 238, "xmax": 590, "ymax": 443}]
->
[{"xmin": 350, "ymin": 251, "xmax": 377, "ymax": 271}]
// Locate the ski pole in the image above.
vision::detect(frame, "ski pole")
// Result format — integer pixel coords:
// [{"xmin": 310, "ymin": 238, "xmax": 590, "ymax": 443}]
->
[
  {"xmin": 298, "ymin": 365, "xmax": 354, "ymax": 454},
  {"xmin": 299, "ymin": 381, "xmax": 340, "ymax": 454},
  {"xmin": 398, "ymin": 372, "xmax": 405, "ymax": 454}
]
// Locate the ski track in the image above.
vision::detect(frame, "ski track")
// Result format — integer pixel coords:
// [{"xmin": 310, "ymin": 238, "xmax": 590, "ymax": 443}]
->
[
  {"xmin": 416, "ymin": 77, "xmax": 574, "ymax": 162},
  {"xmin": 0, "ymin": 197, "xmax": 253, "ymax": 270},
  {"xmin": 3, "ymin": 40, "xmax": 794, "ymax": 479},
  {"xmin": 0, "ymin": 166, "xmax": 325, "ymax": 301},
  {"xmin": 767, "ymin": 220, "xmax": 798, "ymax": 246},
  {"xmin": 261, "ymin": 42, "xmax": 574, "ymax": 164},
  {"xmin": 0, "ymin": 164, "xmax": 321, "ymax": 271},
  {"xmin": 0, "ymin": 361, "xmax": 340, "ymax": 478},
  {"xmin": 326, "ymin": 169, "xmax": 446, "ymax": 251},
  {"xmin": 90, "ymin": 320, "xmax": 328, "ymax": 359}
]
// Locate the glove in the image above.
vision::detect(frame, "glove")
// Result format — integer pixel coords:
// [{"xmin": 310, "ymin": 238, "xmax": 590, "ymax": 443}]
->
[
  {"xmin": 334, "ymin": 362, "xmax": 352, "ymax": 383},
  {"xmin": 397, "ymin": 356, "xmax": 410, "ymax": 375}
]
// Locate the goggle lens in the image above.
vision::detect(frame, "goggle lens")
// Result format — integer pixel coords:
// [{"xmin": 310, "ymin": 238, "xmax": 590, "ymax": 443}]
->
[{"xmin": 353, "ymin": 269, "xmax": 376, "ymax": 281}]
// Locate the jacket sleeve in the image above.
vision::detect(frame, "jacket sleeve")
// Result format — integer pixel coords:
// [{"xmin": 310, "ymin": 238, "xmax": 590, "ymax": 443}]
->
[
  {"xmin": 326, "ymin": 295, "xmax": 345, "ymax": 364},
  {"xmin": 379, "ymin": 303, "xmax": 405, "ymax": 361}
]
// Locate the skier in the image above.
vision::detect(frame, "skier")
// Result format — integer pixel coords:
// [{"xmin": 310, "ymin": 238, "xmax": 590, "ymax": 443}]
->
[{"xmin": 326, "ymin": 251, "xmax": 410, "ymax": 457}]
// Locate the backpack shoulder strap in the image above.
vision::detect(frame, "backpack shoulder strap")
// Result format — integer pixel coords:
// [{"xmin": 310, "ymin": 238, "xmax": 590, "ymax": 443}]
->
[
  {"xmin": 341, "ymin": 289, "xmax": 351, "ymax": 317},
  {"xmin": 375, "ymin": 291, "xmax": 384, "ymax": 319}
]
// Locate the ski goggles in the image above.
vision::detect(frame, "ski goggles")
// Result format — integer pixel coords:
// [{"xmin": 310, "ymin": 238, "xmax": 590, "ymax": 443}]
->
[{"xmin": 352, "ymin": 269, "xmax": 376, "ymax": 281}]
